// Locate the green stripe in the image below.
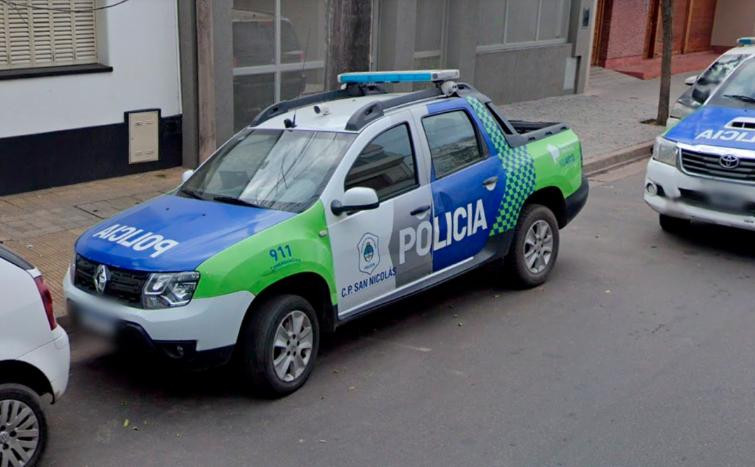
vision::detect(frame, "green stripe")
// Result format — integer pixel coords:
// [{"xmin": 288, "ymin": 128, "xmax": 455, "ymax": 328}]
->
[{"xmin": 194, "ymin": 201, "xmax": 337, "ymax": 305}]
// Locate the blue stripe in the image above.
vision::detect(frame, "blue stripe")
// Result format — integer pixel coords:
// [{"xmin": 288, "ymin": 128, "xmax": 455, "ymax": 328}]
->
[{"xmin": 75, "ymin": 195, "xmax": 294, "ymax": 272}]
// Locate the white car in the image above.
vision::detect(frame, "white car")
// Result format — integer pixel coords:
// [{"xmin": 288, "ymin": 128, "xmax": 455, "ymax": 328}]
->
[
  {"xmin": 645, "ymin": 56, "xmax": 755, "ymax": 233},
  {"xmin": 0, "ymin": 246, "xmax": 70, "ymax": 466},
  {"xmin": 668, "ymin": 37, "xmax": 755, "ymax": 127}
]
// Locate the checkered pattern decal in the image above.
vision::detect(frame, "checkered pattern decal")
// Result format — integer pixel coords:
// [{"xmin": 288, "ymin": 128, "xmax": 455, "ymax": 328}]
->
[{"xmin": 466, "ymin": 97, "xmax": 536, "ymax": 235}]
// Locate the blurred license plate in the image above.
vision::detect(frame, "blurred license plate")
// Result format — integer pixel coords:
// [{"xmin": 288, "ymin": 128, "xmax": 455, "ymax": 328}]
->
[
  {"xmin": 75, "ymin": 305, "xmax": 117, "ymax": 337},
  {"xmin": 709, "ymin": 191, "xmax": 748, "ymax": 211}
]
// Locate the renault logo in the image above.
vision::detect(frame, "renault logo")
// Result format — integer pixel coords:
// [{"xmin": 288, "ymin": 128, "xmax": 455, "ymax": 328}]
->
[
  {"xmin": 720, "ymin": 154, "xmax": 740, "ymax": 169},
  {"xmin": 94, "ymin": 264, "xmax": 110, "ymax": 295}
]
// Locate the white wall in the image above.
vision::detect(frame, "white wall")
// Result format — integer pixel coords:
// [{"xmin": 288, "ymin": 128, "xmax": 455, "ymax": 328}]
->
[
  {"xmin": 711, "ymin": 0, "xmax": 755, "ymax": 48},
  {"xmin": 0, "ymin": 0, "xmax": 181, "ymax": 139}
]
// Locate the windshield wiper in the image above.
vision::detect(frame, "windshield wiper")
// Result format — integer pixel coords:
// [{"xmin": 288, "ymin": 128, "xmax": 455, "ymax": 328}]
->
[
  {"xmin": 179, "ymin": 187, "xmax": 205, "ymax": 200},
  {"xmin": 724, "ymin": 94, "xmax": 755, "ymax": 104},
  {"xmin": 211, "ymin": 195, "xmax": 262, "ymax": 208}
]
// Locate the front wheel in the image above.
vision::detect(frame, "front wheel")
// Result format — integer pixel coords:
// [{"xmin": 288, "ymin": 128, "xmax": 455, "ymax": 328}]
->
[
  {"xmin": 505, "ymin": 204, "xmax": 560, "ymax": 288},
  {"xmin": 238, "ymin": 295, "xmax": 320, "ymax": 398},
  {"xmin": 0, "ymin": 384, "xmax": 48, "ymax": 467}
]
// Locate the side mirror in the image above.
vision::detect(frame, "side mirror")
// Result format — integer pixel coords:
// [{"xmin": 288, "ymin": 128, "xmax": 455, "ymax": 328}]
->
[
  {"xmin": 331, "ymin": 187, "xmax": 379, "ymax": 215},
  {"xmin": 684, "ymin": 75, "xmax": 697, "ymax": 86},
  {"xmin": 691, "ymin": 87, "xmax": 709, "ymax": 105},
  {"xmin": 181, "ymin": 169, "xmax": 194, "ymax": 184}
]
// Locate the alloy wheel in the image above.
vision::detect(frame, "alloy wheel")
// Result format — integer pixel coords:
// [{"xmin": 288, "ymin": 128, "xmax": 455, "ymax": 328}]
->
[
  {"xmin": 0, "ymin": 399, "xmax": 40, "ymax": 467},
  {"xmin": 523, "ymin": 219, "xmax": 554, "ymax": 274},
  {"xmin": 271, "ymin": 310, "xmax": 314, "ymax": 383}
]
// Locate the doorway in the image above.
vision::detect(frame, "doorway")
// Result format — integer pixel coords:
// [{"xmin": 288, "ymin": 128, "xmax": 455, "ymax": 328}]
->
[
  {"xmin": 645, "ymin": 0, "xmax": 718, "ymax": 59},
  {"xmin": 591, "ymin": 0, "xmax": 612, "ymax": 66}
]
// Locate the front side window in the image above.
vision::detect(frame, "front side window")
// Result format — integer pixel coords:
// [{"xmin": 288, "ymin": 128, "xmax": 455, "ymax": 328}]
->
[
  {"xmin": 0, "ymin": 0, "xmax": 97, "ymax": 70},
  {"xmin": 182, "ymin": 129, "xmax": 355, "ymax": 212},
  {"xmin": 345, "ymin": 124, "xmax": 418, "ymax": 201},
  {"xmin": 423, "ymin": 111, "xmax": 485, "ymax": 178}
]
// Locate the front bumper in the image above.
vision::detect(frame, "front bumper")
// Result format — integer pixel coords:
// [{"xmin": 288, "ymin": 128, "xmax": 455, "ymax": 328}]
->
[
  {"xmin": 64, "ymin": 270, "xmax": 254, "ymax": 361},
  {"xmin": 644, "ymin": 159, "xmax": 755, "ymax": 231},
  {"xmin": 19, "ymin": 327, "xmax": 70, "ymax": 402}
]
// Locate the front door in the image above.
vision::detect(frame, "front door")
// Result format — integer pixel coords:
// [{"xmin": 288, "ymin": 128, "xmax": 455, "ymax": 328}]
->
[{"xmin": 327, "ymin": 121, "xmax": 433, "ymax": 317}]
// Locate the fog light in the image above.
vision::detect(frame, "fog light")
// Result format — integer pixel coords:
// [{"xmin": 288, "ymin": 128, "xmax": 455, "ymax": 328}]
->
[
  {"xmin": 646, "ymin": 182, "xmax": 658, "ymax": 196},
  {"xmin": 164, "ymin": 344, "xmax": 185, "ymax": 359}
]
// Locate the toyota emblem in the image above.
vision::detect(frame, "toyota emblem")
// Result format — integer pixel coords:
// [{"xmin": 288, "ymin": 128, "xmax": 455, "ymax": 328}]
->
[
  {"xmin": 719, "ymin": 154, "xmax": 740, "ymax": 169},
  {"xmin": 94, "ymin": 264, "xmax": 110, "ymax": 295}
]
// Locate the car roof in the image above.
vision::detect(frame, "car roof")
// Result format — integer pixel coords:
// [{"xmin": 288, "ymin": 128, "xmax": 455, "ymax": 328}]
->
[
  {"xmin": 722, "ymin": 45, "xmax": 755, "ymax": 56},
  {"xmin": 253, "ymin": 92, "xmax": 441, "ymax": 132}
]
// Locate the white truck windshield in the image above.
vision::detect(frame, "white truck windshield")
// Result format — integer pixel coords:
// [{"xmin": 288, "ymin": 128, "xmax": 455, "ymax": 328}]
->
[{"xmin": 182, "ymin": 129, "xmax": 356, "ymax": 212}]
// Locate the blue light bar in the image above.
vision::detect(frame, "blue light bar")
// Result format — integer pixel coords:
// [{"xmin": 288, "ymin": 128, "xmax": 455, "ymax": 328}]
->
[
  {"xmin": 738, "ymin": 37, "xmax": 754, "ymax": 46},
  {"xmin": 338, "ymin": 69, "xmax": 460, "ymax": 84}
]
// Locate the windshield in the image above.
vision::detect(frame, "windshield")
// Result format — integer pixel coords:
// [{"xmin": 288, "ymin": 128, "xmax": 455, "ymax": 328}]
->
[
  {"xmin": 683, "ymin": 54, "xmax": 749, "ymax": 106},
  {"xmin": 708, "ymin": 57, "xmax": 755, "ymax": 108},
  {"xmin": 181, "ymin": 129, "xmax": 356, "ymax": 212}
]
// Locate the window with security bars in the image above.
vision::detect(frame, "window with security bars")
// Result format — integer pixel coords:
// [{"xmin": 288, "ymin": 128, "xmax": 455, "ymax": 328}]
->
[{"xmin": 0, "ymin": 0, "xmax": 97, "ymax": 70}]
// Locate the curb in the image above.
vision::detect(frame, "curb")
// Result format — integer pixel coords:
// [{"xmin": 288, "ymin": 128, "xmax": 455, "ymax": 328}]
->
[{"xmin": 584, "ymin": 141, "xmax": 653, "ymax": 176}]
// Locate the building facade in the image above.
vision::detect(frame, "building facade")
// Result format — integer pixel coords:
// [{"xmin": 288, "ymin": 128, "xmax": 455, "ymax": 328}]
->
[
  {"xmin": 0, "ymin": 0, "xmax": 596, "ymax": 195},
  {"xmin": 592, "ymin": 0, "xmax": 755, "ymax": 69},
  {"xmin": 181, "ymin": 0, "xmax": 597, "ymax": 167},
  {"xmin": 0, "ymin": 0, "xmax": 182, "ymax": 195}
]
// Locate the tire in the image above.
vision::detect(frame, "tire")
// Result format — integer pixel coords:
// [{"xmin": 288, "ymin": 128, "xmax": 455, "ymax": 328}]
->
[
  {"xmin": 0, "ymin": 384, "xmax": 48, "ymax": 467},
  {"xmin": 238, "ymin": 295, "xmax": 320, "ymax": 398},
  {"xmin": 505, "ymin": 204, "xmax": 560, "ymax": 289},
  {"xmin": 659, "ymin": 213, "xmax": 690, "ymax": 233}
]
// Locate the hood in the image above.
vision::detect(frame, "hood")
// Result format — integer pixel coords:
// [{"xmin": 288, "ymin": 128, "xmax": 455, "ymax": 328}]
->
[
  {"xmin": 666, "ymin": 106, "xmax": 755, "ymax": 150},
  {"xmin": 75, "ymin": 194, "xmax": 295, "ymax": 272}
]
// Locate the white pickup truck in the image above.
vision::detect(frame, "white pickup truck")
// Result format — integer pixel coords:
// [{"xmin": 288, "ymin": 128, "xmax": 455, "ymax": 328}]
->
[{"xmin": 645, "ymin": 55, "xmax": 755, "ymax": 232}]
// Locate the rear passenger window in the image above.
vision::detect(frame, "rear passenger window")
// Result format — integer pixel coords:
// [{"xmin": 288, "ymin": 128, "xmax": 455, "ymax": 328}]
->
[
  {"xmin": 422, "ymin": 111, "xmax": 485, "ymax": 178},
  {"xmin": 345, "ymin": 124, "xmax": 418, "ymax": 201}
]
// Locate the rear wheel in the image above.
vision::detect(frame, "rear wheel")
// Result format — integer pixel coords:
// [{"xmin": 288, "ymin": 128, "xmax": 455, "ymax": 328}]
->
[
  {"xmin": 0, "ymin": 384, "xmax": 47, "ymax": 467},
  {"xmin": 659, "ymin": 214, "xmax": 690, "ymax": 233},
  {"xmin": 238, "ymin": 295, "xmax": 319, "ymax": 397},
  {"xmin": 505, "ymin": 204, "xmax": 560, "ymax": 288}
]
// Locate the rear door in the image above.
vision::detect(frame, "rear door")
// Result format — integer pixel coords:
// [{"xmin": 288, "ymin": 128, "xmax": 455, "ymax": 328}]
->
[
  {"xmin": 420, "ymin": 102, "xmax": 506, "ymax": 272},
  {"xmin": 325, "ymin": 116, "xmax": 433, "ymax": 318}
]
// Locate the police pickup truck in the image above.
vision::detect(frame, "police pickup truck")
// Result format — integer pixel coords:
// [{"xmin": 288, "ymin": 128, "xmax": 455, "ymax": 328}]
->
[
  {"xmin": 65, "ymin": 70, "xmax": 588, "ymax": 396},
  {"xmin": 645, "ymin": 56, "xmax": 755, "ymax": 233}
]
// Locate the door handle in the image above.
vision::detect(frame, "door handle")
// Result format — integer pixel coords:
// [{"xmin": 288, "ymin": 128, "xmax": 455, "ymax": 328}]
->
[
  {"xmin": 482, "ymin": 176, "xmax": 498, "ymax": 190},
  {"xmin": 410, "ymin": 205, "xmax": 431, "ymax": 216}
]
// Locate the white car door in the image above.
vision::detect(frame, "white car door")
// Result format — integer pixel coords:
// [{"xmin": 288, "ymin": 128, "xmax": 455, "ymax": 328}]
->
[{"xmin": 324, "ymin": 114, "xmax": 433, "ymax": 318}]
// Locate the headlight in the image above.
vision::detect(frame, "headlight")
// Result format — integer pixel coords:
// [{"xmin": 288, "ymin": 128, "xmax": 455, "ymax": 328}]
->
[
  {"xmin": 142, "ymin": 271, "xmax": 200, "ymax": 308},
  {"xmin": 71, "ymin": 252, "xmax": 77, "ymax": 278},
  {"xmin": 652, "ymin": 137, "xmax": 678, "ymax": 166}
]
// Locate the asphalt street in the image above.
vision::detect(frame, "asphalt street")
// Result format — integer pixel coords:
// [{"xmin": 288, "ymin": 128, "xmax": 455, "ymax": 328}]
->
[{"xmin": 44, "ymin": 161, "xmax": 755, "ymax": 467}]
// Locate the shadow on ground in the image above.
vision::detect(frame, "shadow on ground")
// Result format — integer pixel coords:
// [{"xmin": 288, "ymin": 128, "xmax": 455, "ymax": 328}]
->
[
  {"xmin": 659, "ymin": 220, "xmax": 755, "ymax": 260},
  {"xmin": 68, "ymin": 262, "xmax": 510, "ymax": 402}
]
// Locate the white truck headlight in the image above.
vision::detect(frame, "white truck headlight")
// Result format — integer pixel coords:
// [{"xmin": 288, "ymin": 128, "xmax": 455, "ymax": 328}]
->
[
  {"xmin": 142, "ymin": 271, "xmax": 200, "ymax": 308},
  {"xmin": 652, "ymin": 137, "xmax": 678, "ymax": 166}
]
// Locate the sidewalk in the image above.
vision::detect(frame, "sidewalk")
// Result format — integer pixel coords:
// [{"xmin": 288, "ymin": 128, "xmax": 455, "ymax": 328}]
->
[
  {"xmin": 504, "ymin": 67, "xmax": 691, "ymax": 164},
  {"xmin": 0, "ymin": 67, "xmax": 699, "ymax": 316},
  {"xmin": 0, "ymin": 168, "xmax": 183, "ymax": 313}
]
